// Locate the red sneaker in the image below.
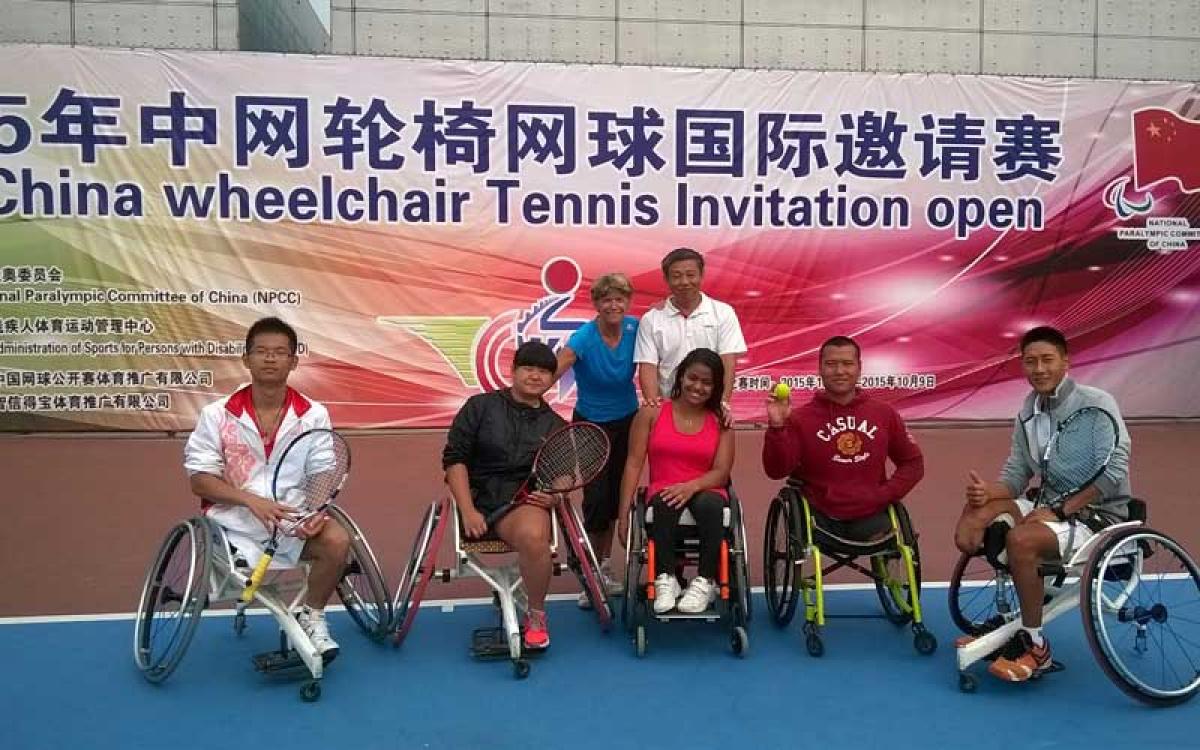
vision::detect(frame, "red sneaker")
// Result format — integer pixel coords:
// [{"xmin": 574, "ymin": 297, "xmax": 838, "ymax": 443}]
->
[
  {"xmin": 988, "ymin": 632, "xmax": 1052, "ymax": 682},
  {"xmin": 523, "ymin": 609, "xmax": 550, "ymax": 651}
]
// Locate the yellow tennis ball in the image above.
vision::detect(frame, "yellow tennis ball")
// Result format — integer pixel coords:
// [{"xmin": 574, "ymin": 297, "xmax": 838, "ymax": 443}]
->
[{"xmin": 773, "ymin": 382, "xmax": 791, "ymax": 400}]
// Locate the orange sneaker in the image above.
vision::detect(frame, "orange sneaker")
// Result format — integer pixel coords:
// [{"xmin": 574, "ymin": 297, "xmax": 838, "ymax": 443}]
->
[
  {"xmin": 988, "ymin": 632, "xmax": 1052, "ymax": 682},
  {"xmin": 523, "ymin": 609, "xmax": 550, "ymax": 651}
]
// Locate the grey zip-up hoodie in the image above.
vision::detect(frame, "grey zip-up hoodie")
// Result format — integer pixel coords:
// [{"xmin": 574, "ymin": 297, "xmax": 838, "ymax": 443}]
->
[{"xmin": 998, "ymin": 377, "xmax": 1132, "ymax": 519}]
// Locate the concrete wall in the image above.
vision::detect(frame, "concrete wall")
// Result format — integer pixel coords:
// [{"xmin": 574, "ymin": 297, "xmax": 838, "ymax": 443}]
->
[
  {"xmin": 3, "ymin": 1, "xmax": 1197, "ymax": 80},
  {"xmin": 327, "ymin": 0, "xmax": 1200, "ymax": 80},
  {"xmin": 2, "ymin": 0, "xmax": 239, "ymax": 50}
]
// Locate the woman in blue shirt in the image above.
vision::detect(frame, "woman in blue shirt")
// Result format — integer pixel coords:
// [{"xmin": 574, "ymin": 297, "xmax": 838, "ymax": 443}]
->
[{"xmin": 554, "ymin": 272, "xmax": 639, "ymax": 607}]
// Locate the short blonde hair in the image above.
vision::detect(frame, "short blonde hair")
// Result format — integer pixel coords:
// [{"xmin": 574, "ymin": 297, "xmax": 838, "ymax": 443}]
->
[{"xmin": 590, "ymin": 272, "xmax": 634, "ymax": 303}]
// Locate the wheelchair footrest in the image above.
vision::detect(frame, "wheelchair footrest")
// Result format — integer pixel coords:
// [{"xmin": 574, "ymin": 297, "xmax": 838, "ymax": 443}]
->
[
  {"xmin": 470, "ymin": 627, "xmax": 543, "ymax": 661},
  {"xmin": 252, "ymin": 649, "xmax": 307, "ymax": 674}
]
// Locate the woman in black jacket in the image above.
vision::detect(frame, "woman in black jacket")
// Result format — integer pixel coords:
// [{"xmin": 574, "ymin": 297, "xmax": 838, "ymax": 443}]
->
[{"xmin": 442, "ymin": 341, "xmax": 566, "ymax": 650}]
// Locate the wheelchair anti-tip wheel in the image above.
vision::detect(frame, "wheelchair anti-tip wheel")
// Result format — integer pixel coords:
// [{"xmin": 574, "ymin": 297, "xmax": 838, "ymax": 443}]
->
[
  {"xmin": 329, "ymin": 506, "xmax": 392, "ymax": 641},
  {"xmin": 1081, "ymin": 527, "xmax": 1200, "ymax": 707},
  {"xmin": 134, "ymin": 518, "xmax": 211, "ymax": 683}
]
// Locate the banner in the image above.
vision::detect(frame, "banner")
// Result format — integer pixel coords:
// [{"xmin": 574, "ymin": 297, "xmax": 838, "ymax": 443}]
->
[{"xmin": 1, "ymin": 46, "xmax": 1198, "ymax": 430}]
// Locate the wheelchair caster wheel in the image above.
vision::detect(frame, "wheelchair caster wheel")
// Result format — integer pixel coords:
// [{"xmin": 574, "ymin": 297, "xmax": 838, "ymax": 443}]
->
[
  {"xmin": 805, "ymin": 633, "xmax": 824, "ymax": 657},
  {"xmin": 914, "ymin": 629, "xmax": 937, "ymax": 656},
  {"xmin": 300, "ymin": 680, "xmax": 321, "ymax": 702},
  {"xmin": 233, "ymin": 612, "xmax": 246, "ymax": 636},
  {"xmin": 958, "ymin": 673, "xmax": 977, "ymax": 693},
  {"xmin": 731, "ymin": 627, "xmax": 749, "ymax": 657},
  {"xmin": 634, "ymin": 626, "xmax": 647, "ymax": 658},
  {"xmin": 513, "ymin": 660, "xmax": 531, "ymax": 679}
]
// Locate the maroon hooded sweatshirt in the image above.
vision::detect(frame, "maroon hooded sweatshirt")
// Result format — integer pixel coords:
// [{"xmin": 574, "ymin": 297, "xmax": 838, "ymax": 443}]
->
[{"xmin": 762, "ymin": 388, "xmax": 924, "ymax": 520}]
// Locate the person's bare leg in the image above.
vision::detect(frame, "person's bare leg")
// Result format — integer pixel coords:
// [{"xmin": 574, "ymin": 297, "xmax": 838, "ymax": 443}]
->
[
  {"xmin": 496, "ymin": 505, "xmax": 553, "ymax": 610},
  {"xmin": 302, "ymin": 520, "xmax": 351, "ymax": 607}
]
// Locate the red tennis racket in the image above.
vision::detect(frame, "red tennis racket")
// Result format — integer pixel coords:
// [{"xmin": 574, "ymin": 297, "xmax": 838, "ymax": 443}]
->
[{"xmin": 484, "ymin": 422, "xmax": 611, "ymax": 526}]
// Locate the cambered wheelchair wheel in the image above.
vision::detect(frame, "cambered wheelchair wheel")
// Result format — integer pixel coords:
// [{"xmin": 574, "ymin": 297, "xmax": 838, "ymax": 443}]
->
[
  {"xmin": 329, "ymin": 506, "xmax": 392, "ymax": 641},
  {"xmin": 730, "ymin": 496, "xmax": 752, "ymax": 624},
  {"xmin": 872, "ymin": 506, "xmax": 921, "ymax": 626},
  {"xmin": 559, "ymin": 500, "xmax": 613, "ymax": 631},
  {"xmin": 134, "ymin": 518, "xmax": 211, "ymax": 683},
  {"xmin": 948, "ymin": 551, "xmax": 1019, "ymax": 637},
  {"xmin": 622, "ymin": 500, "xmax": 647, "ymax": 634},
  {"xmin": 1081, "ymin": 526, "xmax": 1200, "ymax": 707},
  {"xmin": 763, "ymin": 494, "xmax": 800, "ymax": 627},
  {"xmin": 391, "ymin": 499, "xmax": 449, "ymax": 647}
]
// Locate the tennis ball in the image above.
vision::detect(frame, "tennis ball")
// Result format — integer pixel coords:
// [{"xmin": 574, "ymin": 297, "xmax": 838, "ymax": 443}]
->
[{"xmin": 773, "ymin": 382, "xmax": 791, "ymax": 400}]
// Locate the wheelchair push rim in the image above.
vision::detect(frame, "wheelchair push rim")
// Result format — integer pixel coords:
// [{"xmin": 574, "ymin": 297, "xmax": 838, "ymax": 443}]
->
[
  {"xmin": 558, "ymin": 500, "xmax": 613, "ymax": 631},
  {"xmin": 948, "ymin": 551, "xmax": 1019, "ymax": 637},
  {"xmin": 329, "ymin": 506, "xmax": 392, "ymax": 641},
  {"xmin": 1082, "ymin": 527, "xmax": 1200, "ymax": 706},
  {"xmin": 621, "ymin": 500, "xmax": 647, "ymax": 633},
  {"xmin": 133, "ymin": 518, "xmax": 211, "ymax": 683},
  {"xmin": 873, "ymin": 506, "xmax": 921, "ymax": 626},
  {"xmin": 763, "ymin": 495, "xmax": 799, "ymax": 627}
]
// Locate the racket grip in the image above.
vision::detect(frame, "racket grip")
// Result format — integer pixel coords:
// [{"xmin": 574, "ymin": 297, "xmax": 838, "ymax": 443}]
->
[{"xmin": 240, "ymin": 553, "xmax": 272, "ymax": 602}]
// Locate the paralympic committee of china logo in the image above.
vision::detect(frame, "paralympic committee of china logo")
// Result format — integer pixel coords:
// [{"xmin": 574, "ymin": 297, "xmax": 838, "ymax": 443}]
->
[
  {"xmin": 1104, "ymin": 106, "xmax": 1200, "ymax": 253},
  {"xmin": 376, "ymin": 257, "xmax": 589, "ymax": 400}
]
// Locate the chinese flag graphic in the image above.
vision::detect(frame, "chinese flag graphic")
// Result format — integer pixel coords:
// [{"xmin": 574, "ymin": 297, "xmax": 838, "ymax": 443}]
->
[{"xmin": 1133, "ymin": 107, "xmax": 1200, "ymax": 193}]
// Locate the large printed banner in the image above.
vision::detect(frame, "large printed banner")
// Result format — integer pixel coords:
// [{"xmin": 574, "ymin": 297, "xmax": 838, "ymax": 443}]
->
[{"xmin": 1, "ymin": 46, "xmax": 1199, "ymax": 430}]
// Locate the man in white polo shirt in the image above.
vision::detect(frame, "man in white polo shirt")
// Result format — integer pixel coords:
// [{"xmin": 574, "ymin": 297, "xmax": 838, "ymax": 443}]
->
[{"xmin": 634, "ymin": 247, "xmax": 747, "ymax": 419}]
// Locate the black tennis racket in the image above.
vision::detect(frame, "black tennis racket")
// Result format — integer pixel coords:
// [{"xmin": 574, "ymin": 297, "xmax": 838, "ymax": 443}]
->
[
  {"xmin": 240, "ymin": 428, "xmax": 351, "ymax": 602},
  {"xmin": 1036, "ymin": 406, "xmax": 1120, "ymax": 507},
  {"xmin": 483, "ymin": 422, "xmax": 610, "ymax": 527}
]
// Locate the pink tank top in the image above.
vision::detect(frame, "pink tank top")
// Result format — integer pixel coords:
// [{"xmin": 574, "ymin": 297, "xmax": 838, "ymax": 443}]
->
[{"xmin": 646, "ymin": 401, "xmax": 727, "ymax": 502}]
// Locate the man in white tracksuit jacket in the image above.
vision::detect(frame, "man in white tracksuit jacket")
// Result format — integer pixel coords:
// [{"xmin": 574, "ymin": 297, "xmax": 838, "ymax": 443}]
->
[{"xmin": 184, "ymin": 316, "xmax": 349, "ymax": 661}]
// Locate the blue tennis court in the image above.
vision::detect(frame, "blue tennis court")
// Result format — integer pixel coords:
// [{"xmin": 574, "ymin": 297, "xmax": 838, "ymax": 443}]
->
[{"xmin": 4, "ymin": 587, "xmax": 1195, "ymax": 750}]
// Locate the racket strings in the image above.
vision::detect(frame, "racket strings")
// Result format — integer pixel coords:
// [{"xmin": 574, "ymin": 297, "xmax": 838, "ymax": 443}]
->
[
  {"xmin": 534, "ymin": 425, "xmax": 609, "ymax": 490},
  {"xmin": 1044, "ymin": 410, "xmax": 1118, "ymax": 493},
  {"xmin": 292, "ymin": 435, "xmax": 351, "ymax": 510}
]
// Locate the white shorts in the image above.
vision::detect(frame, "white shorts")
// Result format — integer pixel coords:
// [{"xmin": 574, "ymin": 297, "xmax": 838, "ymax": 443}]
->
[
  {"xmin": 1003, "ymin": 498, "xmax": 1094, "ymax": 561},
  {"xmin": 222, "ymin": 528, "xmax": 307, "ymax": 570}
]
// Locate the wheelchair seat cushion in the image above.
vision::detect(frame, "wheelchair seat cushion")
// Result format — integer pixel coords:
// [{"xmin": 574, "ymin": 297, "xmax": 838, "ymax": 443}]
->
[{"xmin": 644, "ymin": 504, "xmax": 732, "ymax": 528}]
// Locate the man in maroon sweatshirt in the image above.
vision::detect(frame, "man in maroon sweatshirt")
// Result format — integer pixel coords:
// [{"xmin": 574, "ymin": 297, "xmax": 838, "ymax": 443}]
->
[{"xmin": 762, "ymin": 336, "xmax": 924, "ymax": 539}]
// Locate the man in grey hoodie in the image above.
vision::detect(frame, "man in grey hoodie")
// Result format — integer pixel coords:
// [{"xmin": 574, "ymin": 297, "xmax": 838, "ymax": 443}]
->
[{"xmin": 953, "ymin": 326, "xmax": 1132, "ymax": 683}]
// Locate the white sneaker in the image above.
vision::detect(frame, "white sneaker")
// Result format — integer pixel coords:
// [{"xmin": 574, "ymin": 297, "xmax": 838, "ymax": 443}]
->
[
  {"xmin": 600, "ymin": 559, "xmax": 625, "ymax": 596},
  {"xmin": 653, "ymin": 574, "xmax": 681, "ymax": 614},
  {"xmin": 296, "ymin": 607, "xmax": 340, "ymax": 663},
  {"xmin": 676, "ymin": 576, "xmax": 717, "ymax": 614},
  {"xmin": 577, "ymin": 589, "xmax": 593, "ymax": 609}
]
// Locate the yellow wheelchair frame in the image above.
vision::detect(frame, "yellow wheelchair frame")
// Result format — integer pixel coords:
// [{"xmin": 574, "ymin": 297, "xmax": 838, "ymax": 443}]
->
[{"xmin": 763, "ymin": 484, "xmax": 936, "ymax": 656}]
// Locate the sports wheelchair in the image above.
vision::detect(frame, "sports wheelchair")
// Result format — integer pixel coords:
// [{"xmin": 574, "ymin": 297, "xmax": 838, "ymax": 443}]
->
[
  {"xmin": 763, "ymin": 483, "xmax": 937, "ymax": 657},
  {"xmin": 133, "ymin": 506, "xmax": 390, "ymax": 701},
  {"xmin": 391, "ymin": 496, "xmax": 612, "ymax": 679},
  {"xmin": 622, "ymin": 486, "xmax": 752, "ymax": 657},
  {"xmin": 950, "ymin": 498, "xmax": 1200, "ymax": 704}
]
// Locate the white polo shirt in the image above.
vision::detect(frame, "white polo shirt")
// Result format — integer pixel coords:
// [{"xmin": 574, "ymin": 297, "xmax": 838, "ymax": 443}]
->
[{"xmin": 633, "ymin": 293, "xmax": 747, "ymax": 397}]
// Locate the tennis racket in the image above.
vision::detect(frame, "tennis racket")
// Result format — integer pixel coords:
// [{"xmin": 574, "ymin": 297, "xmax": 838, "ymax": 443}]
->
[
  {"xmin": 240, "ymin": 428, "xmax": 351, "ymax": 602},
  {"xmin": 1036, "ymin": 406, "xmax": 1120, "ymax": 508},
  {"xmin": 483, "ymin": 422, "xmax": 611, "ymax": 527}
]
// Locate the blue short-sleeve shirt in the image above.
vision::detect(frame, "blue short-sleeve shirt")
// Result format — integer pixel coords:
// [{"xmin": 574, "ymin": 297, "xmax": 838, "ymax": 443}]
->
[{"xmin": 567, "ymin": 316, "xmax": 639, "ymax": 423}]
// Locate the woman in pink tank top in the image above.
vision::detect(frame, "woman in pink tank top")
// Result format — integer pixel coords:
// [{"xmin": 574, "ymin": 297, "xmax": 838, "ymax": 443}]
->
[{"xmin": 617, "ymin": 348, "xmax": 735, "ymax": 615}]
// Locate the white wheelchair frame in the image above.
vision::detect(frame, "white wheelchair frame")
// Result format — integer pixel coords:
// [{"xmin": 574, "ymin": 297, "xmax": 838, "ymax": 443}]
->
[
  {"xmin": 956, "ymin": 520, "xmax": 1141, "ymax": 681},
  {"xmin": 133, "ymin": 507, "xmax": 389, "ymax": 702},
  {"xmin": 953, "ymin": 510, "xmax": 1200, "ymax": 705},
  {"xmin": 390, "ymin": 497, "xmax": 612, "ymax": 679}
]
